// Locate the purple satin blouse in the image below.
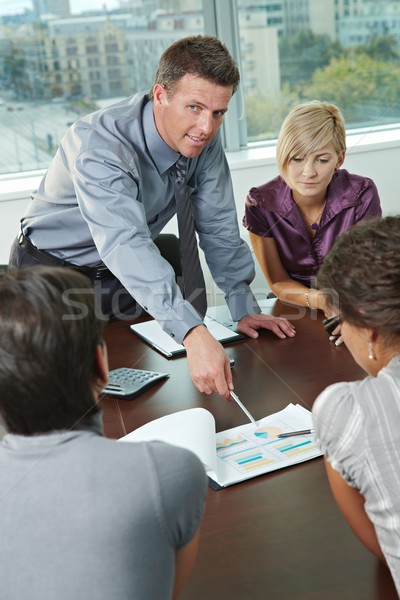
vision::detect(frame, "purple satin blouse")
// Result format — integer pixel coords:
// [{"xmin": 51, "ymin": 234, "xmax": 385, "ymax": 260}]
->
[{"xmin": 243, "ymin": 169, "xmax": 382, "ymax": 286}]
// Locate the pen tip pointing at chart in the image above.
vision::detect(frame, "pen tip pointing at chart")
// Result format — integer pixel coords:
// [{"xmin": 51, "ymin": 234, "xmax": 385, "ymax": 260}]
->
[{"xmin": 229, "ymin": 391, "xmax": 258, "ymax": 428}]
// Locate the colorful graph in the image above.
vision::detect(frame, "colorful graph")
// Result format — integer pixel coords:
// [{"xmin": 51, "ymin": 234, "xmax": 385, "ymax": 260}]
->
[
  {"xmin": 216, "ymin": 435, "xmax": 246, "ymax": 451},
  {"xmin": 232, "ymin": 448, "xmax": 275, "ymax": 471},
  {"xmin": 277, "ymin": 439, "xmax": 316, "ymax": 457},
  {"xmin": 253, "ymin": 425, "xmax": 282, "ymax": 440},
  {"xmin": 218, "ymin": 435, "xmax": 318, "ymax": 475}
]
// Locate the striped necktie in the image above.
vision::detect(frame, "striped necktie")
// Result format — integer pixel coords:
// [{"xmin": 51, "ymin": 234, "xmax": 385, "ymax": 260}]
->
[{"xmin": 174, "ymin": 155, "xmax": 207, "ymax": 318}]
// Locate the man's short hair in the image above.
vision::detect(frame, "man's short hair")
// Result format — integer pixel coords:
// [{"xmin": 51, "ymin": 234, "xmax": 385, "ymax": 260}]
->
[
  {"xmin": 0, "ymin": 266, "xmax": 105, "ymax": 435},
  {"xmin": 150, "ymin": 34, "xmax": 240, "ymax": 99}
]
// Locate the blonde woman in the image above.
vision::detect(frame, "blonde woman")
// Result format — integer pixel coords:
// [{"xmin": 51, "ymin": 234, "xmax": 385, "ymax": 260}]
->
[{"xmin": 243, "ymin": 101, "xmax": 381, "ymax": 314}]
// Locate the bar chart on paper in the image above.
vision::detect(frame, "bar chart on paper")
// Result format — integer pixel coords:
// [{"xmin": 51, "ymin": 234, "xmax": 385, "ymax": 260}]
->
[
  {"xmin": 215, "ymin": 408, "xmax": 320, "ymax": 477},
  {"xmin": 121, "ymin": 403, "xmax": 323, "ymax": 488}
]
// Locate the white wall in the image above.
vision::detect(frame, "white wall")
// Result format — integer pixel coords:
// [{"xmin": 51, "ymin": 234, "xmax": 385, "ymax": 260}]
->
[{"xmin": 1, "ymin": 130, "xmax": 399, "ymax": 304}]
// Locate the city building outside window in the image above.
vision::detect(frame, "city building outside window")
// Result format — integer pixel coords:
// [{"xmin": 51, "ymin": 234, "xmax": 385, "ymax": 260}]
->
[{"xmin": 1, "ymin": 0, "xmax": 400, "ymax": 176}]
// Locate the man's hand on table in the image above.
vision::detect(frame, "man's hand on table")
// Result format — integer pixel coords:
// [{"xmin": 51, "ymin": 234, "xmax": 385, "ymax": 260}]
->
[{"xmin": 237, "ymin": 313, "xmax": 296, "ymax": 340}]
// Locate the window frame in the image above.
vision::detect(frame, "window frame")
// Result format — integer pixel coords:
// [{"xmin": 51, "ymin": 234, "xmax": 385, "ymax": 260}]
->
[{"xmin": 203, "ymin": 0, "xmax": 247, "ymax": 151}]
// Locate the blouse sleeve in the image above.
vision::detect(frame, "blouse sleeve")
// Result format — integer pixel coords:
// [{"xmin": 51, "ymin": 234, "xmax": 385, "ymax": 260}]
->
[
  {"xmin": 312, "ymin": 381, "xmax": 365, "ymax": 488},
  {"xmin": 243, "ymin": 188, "xmax": 276, "ymax": 238}
]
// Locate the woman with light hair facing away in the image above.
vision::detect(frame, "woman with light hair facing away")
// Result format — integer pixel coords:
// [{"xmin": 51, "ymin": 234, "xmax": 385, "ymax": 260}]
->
[
  {"xmin": 243, "ymin": 100, "xmax": 381, "ymax": 324},
  {"xmin": 312, "ymin": 216, "xmax": 400, "ymax": 595}
]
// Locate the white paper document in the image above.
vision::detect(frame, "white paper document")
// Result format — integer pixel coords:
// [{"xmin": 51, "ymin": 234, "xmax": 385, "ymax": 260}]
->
[{"xmin": 119, "ymin": 403, "xmax": 322, "ymax": 488}]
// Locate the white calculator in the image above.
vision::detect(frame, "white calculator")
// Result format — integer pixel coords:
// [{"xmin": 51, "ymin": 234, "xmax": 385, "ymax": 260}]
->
[{"xmin": 103, "ymin": 367, "xmax": 169, "ymax": 400}]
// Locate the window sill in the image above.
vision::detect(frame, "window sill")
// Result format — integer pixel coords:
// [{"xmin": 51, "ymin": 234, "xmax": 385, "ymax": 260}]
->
[
  {"xmin": 0, "ymin": 170, "xmax": 45, "ymax": 203},
  {"xmin": 226, "ymin": 123, "xmax": 400, "ymax": 171},
  {"xmin": 0, "ymin": 123, "xmax": 399, "ymax": 201}
]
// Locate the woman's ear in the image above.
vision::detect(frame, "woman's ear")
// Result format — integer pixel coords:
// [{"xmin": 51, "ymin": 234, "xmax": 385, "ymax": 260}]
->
[
  {"xmin": 93, "ymin": 343, "xmax": 109, "ymax": 397},
  {"xmin": 336, "ymin": 150, "xmax": 346, "ymax": 169}
]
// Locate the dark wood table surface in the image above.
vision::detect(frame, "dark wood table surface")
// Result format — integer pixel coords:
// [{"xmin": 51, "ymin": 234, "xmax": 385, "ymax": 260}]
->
[{"xmin": 102, "ymin": 302, "xmax": 398, "ymax": 600}]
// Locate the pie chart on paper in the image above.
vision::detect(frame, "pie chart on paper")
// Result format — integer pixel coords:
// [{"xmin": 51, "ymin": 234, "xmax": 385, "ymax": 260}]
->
[{"xmin": 253, "ymin": 425, "xmax": 282, "ymax": 440}]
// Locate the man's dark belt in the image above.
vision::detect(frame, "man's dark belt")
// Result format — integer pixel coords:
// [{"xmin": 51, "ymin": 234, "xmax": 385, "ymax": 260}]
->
[{"xmin": 18, "ymin": 232, "xmax": 112, "ymax": 281}]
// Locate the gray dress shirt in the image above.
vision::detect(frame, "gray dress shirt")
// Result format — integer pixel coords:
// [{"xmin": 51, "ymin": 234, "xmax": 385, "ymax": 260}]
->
[{"xmin": 22, "ymin": 92, "xmax": 260, "ymax": 342}]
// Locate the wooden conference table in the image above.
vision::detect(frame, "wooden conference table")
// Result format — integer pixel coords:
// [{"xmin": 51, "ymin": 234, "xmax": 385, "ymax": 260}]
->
[{"xmin": 102, "ymin": 302, "xmax": 398, "ymax": 600}]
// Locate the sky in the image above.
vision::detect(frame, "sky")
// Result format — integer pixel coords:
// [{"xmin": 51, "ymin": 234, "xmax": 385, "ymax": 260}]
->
[{"xmin": 0, "ymin": 0, "xmax": 120, "ymax": 16}]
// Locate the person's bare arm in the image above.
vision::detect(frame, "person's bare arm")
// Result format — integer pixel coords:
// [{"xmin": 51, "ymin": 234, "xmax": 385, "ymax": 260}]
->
[
  {"xmin": 173, "ymin": 530, "xmax": 201, "ymax": 599},
  {"xmin": 249, "ymin": 232, "xmax": 328, "ymax": 311},
  {"xmin": 324, "ymin": 458, "xmax": 386, "ymax": 562}
]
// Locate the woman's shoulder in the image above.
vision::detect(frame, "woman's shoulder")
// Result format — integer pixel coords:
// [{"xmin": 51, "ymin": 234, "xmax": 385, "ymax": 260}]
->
[
  {"xmin": 312, "ymin": 379, "xmax": 365, "ymax": 460},
  {"xmin": 335, "ymin": 168, "xmax": 374, "ymax": 183},
  {"xmin": 313, "ymin": 366, "xmax": 399, "ymax": 437},
  {"xmin": 333, "ymin": 169, "xmax": 378, "ymax": 201},
  {"xmin": 313, "ymin": 380, "xmax": 356, "ymax": 421},
  {"xmin": 247, "ymin": 176, "xmax": 290, "ymax": 210},
  {"xmin": 313, "ymin": 373, "xmax": 381, "ymax": 414}
]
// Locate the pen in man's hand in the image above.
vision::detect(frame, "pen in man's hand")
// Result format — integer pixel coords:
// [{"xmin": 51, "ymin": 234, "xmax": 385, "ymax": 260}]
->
[
  {"xmin": 277, "ymin": 429, "xmax": 314, "ymax": 438},
  {"xmin": 229, "ymin": 391, "xmax": 258, "ymax": 427}
]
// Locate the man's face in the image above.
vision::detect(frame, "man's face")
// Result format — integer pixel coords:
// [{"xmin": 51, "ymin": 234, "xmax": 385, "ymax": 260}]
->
[{"xmin": 152, "ymin": 73, "xmax": 233, "ymax": 158}]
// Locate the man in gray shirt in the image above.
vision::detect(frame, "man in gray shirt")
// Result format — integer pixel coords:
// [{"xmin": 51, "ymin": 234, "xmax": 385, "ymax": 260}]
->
[{"xmin": 9, "ymin": 35, "xmax": 295, "ymax": 399}]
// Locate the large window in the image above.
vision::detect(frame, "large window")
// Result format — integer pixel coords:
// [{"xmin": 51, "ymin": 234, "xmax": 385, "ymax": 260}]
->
[
  {"xmin": 1, "ymin": 0, "xmax": 400, "ymax": 175},
  {"xmin": 237, "ymin": 0, "xmax": 400, "ymax": 144},
  {"xmin": 0, "ymin": 0, "xmax": 204, "ymax": 175}
]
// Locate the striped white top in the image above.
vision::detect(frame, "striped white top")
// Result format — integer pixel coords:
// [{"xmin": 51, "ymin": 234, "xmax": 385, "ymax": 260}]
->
[{"xmin": 312, "ymin": 354, "xmax": 400, "ymax": 595}]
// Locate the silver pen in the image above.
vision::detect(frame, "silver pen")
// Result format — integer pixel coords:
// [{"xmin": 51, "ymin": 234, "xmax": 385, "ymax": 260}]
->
[
  {"xmin": 230, "ymin": 391, "xmax": 258, "ymax": 427},
  {"xmin": 277, "ymin": 429, "xmax": 314, "ymax": 438}
]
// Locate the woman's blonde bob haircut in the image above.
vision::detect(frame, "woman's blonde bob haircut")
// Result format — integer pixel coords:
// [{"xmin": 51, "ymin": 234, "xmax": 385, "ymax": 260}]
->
[{"xmin": 276, "ymin": 100, "xmax": 346, "ymax": 179}]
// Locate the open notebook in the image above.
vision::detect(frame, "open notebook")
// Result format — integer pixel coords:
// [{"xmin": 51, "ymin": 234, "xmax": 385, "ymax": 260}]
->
[
  {"xmin": 119, "ymin": 403, "xmax": 322, "ymax": 489},
  {"xmin": 129, "ymin": 298, "xmax": 276, "ymax": 358},
  {"xmin": 130, "ymin": 315, "xmax": 245, "ymax": 357}
]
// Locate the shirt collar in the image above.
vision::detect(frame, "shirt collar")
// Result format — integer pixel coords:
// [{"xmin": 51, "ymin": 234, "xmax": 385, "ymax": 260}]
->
[
  {"xmin": 387, "ymin": 353, "xmax": 400, "ymax": 369},
  {"xmin": 279, "ymin": 170, "xmax": 358, "ymax": 225},
  {"xmin": 143, "ymin": 99, "xmax": 179, "ymax": 175},
  {"xmin": 324, "ymin": 169, "xmax": 359, "ymax": 215},
  {"xmin": 1, "ymin": 412, "xmax": 104, "ymax": 449},
  {"xmin": 280, "ymin": 181, "xmax": 297, "ymax": 217}
]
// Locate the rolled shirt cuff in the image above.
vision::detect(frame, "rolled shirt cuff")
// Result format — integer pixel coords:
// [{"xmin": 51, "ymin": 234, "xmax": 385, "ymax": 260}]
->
[{"xmin": 225, "ymin": 288, "xmax": 261, "ymax": 323}]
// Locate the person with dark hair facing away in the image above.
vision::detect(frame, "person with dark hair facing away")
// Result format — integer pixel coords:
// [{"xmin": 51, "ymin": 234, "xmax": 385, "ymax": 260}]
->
[
  {"xmin": 9, "ymin": 35, "xmax": 295, "ymax": 401},
  {"xmin": 312, "ymin": 216, "xmax": 400, "ymax": 595},
  {"xmin": 0, "ymin": 266, "xmax": 207, "ymax": 600}
]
